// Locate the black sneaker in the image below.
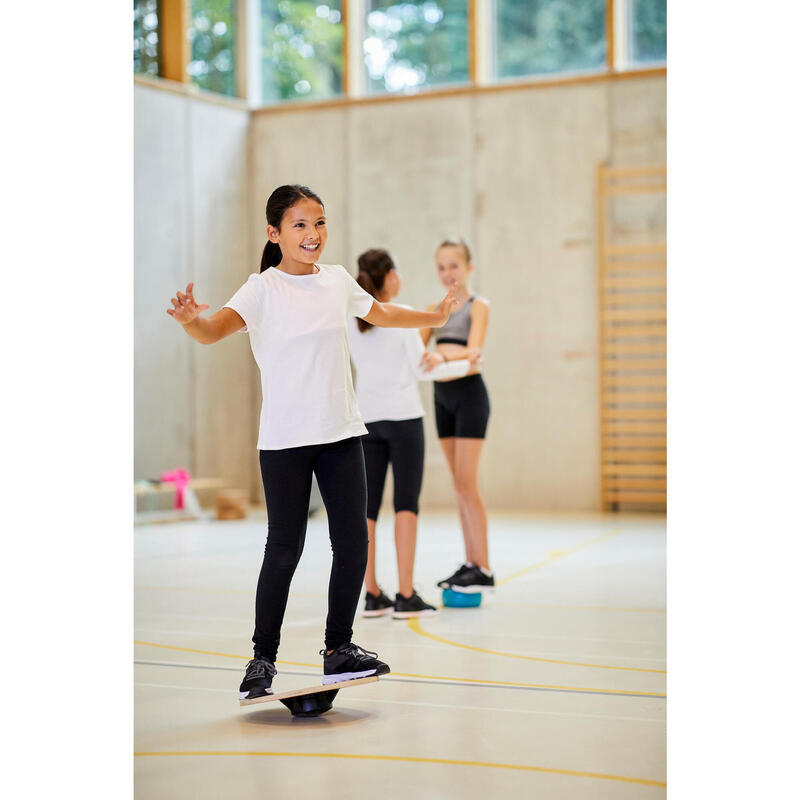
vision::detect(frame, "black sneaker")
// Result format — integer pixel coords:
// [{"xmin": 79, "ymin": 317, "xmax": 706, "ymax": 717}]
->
[
  {"xmin": 320, "ymin": 643, "xmax": 391, "ymax": 685},
  {"xmin": 362, "ymin": 589, "xmax": 394, "ymax": 617},
  {"xmin": 392, "ymin": 591, "xmax": 438, "ymax": 619},
  {"xmin": 447, "ymin": 564, "xmax": 495, "ymax": 594},
  {"xmin": 437, "ymin": 562, "xmax": 473, "ymax": 589},
  {"xmin": 239, "ymin": 655, "xmax": 277, "ymax": 700}
]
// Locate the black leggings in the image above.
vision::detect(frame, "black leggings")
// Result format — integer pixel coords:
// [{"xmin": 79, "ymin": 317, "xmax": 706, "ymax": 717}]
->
[
  {"xmin": 253, "ymin": 436, "xmax": 368, "ymax": 661},
  {"xmin": 362, "ymin": 417, "xmax": 425, "ymax": 520}
]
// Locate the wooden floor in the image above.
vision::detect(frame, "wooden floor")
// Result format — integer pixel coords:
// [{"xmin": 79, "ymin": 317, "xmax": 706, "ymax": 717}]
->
[{"xmin": 134, "ymin": 511, "xmax": 666, "ymax": 798}]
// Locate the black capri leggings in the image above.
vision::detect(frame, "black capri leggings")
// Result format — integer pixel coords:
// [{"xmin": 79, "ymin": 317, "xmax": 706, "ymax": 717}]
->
[
  {"xmin": 253, "ymin": 436, "xmax": 368, "ymax": 662},
  {"xmin": 362, "ymin": 417, "xmax": 425, "ymax": 520}
]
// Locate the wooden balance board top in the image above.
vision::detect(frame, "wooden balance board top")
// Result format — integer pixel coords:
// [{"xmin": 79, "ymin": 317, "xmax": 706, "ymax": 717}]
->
[{"xmin": 239, "ymin": 675, "xmax": 379, "ymax": 707}]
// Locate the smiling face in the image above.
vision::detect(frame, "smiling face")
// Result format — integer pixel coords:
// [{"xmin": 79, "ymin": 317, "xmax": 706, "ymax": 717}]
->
[
  {"xmin": 267, "ymin": 198, "xmax": 328, "ymax": 266},
  {"xmin": 435, "ymin": 244, "xmax": 473, "ymax": 289}
]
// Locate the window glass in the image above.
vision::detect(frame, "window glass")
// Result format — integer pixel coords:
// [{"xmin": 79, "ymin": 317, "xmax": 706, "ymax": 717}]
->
[
  {"xmin": 260, "ymin": 1, "xmax": 344, "ymax": 103},
  {"xmin": 189, "ymin": 1, "xmax": 237, "ymax": 96},
  {"xmin": 494, "ymin": 0, "xmax": 606, "ymax": 79},
  {"xmin": 364, "ymin": 1, "xmax": 468, "ymax": 95},
  {"xmin": 629, "ymin": 0, "xmax": 666, "ymax": 64},
  {"xmin": 134, "ymin": 0, "xmax": 160, "ymax": 76}
]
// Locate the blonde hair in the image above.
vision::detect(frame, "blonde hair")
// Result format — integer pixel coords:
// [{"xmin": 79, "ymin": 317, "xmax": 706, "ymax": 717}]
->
[{"xmin": 437, "ymin": 237, "xmax": 472, "ymax": 263}]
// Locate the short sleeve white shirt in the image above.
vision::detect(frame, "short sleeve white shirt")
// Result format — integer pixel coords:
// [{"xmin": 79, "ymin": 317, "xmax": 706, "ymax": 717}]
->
[
  {"xmin": 347, "ymin": 306, "xmax": 471, "ymax": 423},
  {"xmin": 224, "ymin": 263, "xmax": 374, "ymax": 450}
]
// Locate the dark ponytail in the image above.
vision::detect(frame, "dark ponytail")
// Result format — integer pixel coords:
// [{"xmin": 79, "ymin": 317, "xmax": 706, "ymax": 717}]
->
[
  {"xmin": 261, "ymin": 241, "xmax": 282, "ymax": 271},
  {"xmin": 356, "ymin": 249, "xmax": 395, "ymax": 332},
  {"xmin": 260, "ymin": 184, "xmax": 325, "ymax": 272}
]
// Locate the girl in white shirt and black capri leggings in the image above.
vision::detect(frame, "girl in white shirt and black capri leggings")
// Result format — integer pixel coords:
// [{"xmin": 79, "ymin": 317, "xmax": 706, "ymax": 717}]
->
[
  {"xmin": 167, "ymin": 185, "xmax": 459, "ymax": 700},
  {"xmin": 348, "ymin": 249, "xmax": 479, "ymax": 619}
]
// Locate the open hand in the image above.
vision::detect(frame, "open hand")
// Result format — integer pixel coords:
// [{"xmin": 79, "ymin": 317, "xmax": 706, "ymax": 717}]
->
[
  {"xmin": 167, "ymin": 282, "xmax": 209, "ymax": 325},
  {"xmin": 435, "ymin": 283, "xmax": 461, "ymax": 325}
]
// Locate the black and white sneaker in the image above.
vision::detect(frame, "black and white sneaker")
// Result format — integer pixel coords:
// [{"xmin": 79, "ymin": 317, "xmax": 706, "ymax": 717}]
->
[
  {"xmin": 437, "ymin": 562, "xmax": 474, "ymax": 589},
  {"xmin": 239, "ymin": 655, "xmax": 277, "ymax": 700},
  {"xmin": 321, "ymin": 643, "xmax": 391, "ymax": 685},
  {"xmin": 362, "ymin": 589, "xmax": 394, "ymax": 617},
  {"xmin": 447, "ymin": 564, "xmax": 495, "ymax": 593},
  {"xmin": 392, "ymin": 591, "xmax": 438, "ymax": 619}
]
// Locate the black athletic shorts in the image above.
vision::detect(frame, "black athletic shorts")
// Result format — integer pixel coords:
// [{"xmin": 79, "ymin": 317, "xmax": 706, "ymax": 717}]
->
[
  {"xmin": 362, "ymin": 417, "xmax": 425, "ymax": 520},
  {"xmin": 434, "ymin": 374, "xmax": 490, "ymax": 439}
]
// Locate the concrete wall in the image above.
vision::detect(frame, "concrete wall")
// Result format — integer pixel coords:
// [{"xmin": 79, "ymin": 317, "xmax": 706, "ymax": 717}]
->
[
  {"xmin": 134, "ymin": 84, "xmax": 256, "ymax": 501},
  {"xmin": 248, "ymin": 75, "xmax": 665, "ymax": 511},
  {"xmin": 135, "ymin": 73, "xmax": 665, "ymax": 511}
]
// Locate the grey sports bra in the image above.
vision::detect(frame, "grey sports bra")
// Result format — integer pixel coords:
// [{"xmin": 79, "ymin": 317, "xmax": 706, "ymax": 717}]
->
[{"xmin": 434, "ymin": 296, "xmax": 475, "ymax": 346}]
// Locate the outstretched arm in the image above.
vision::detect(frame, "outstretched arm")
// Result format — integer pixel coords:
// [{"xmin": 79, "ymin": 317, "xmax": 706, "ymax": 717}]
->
[
  {"xmin": 419, "ymin": 302, "xmax": 439, "ymax": 346},
  {"xmin": 167, "ymin": 282, "xmax": 245, "ymax": 344},
  {"xmin": 362, "ymin": 284, "xmax": 460, "ymax": 329}
]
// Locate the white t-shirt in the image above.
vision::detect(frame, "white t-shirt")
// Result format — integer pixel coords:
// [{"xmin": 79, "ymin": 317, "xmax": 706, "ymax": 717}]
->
[
  {"xmin": 347, "ymin": 307, "xmax": 472, "ymax": 424},
  {"xmin": 224, "ymin": 263, "xmax": 375, "ymax": 450}
]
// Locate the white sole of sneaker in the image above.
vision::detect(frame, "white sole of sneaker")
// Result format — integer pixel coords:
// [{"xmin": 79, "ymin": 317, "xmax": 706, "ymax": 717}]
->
[
  {"xmin": 362, "ymin": 608, "xmax": 393, "ymax": 617},
  {"xmin": 322, "ymin": 669, "xmax": 376, "ymax": 685},
  {"xmin": 447, "ymin": 585, "xmax": 495, "ymax": 594},
  {"xmin": 392, "ymin": 609, "xmax": 439, "ymax": 619},
  {"xmin": 238, "ymin": 689, "xmax": 274, "ymax": 700}
]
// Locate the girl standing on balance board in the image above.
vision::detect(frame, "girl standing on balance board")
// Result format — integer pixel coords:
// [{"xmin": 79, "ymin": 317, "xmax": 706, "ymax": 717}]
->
[{"xmin": 167, "ymin": 185, "xmax": 460, "ymax": 699}]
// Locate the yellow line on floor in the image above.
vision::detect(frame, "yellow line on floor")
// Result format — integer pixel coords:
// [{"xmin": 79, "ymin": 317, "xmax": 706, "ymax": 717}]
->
[
  {"xmin": 406, "ymin": 619, "xmax": 665, "ymax": 674},
  {"xmin": 133, "ymin": 751, "xmax": 665, "ymax": 788},
  {"xmin": 498, "ymin": 527, "xmax": 625, "ymax": 586},
  {"xmin": 133, "ymin": 640, "xmax": 317, "ymax": 668},
  {"xmin": 133, "ymin": 640, "xmax": 665, "ymax": 697}
]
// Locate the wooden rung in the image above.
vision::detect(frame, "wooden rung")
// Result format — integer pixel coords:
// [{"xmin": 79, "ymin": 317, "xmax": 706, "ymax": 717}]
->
[
  {"xmin": 602, "ymin": 408, "xmax": 666, "ymax": 420},
  {"xmin": 600, "ymin": 165, "xmax": 666, "ymax": 178},
  {"xmin": 602, "ymin": 435, "xmax": 666, "ymax": 447},
  {"xmin": 602, "ymin": 342, "xmax": 666, "ymax": 356},
  {"xmin": 602, "ymin": 330, "xmax": 667, "ymax": 342},
  {"xmin": 603, "ymin": 478, "xmax": 666, "ymax": 490},
  {"xmin": 601, "ymin": 308, "xmax": 667, "ymax": 322},
  {"xmin": 602, "ymin": 464, "xmax": 667, "ymax": 477},
  {"xmin": 603, "ymin": 358, "xmax": 666, "ymax": 371},
  {"xmin": 602, "ymin": 450, "xmax": 667, "ymax": 463},
  {"xmin": 603, "ymin": 291, "xmax": 667, "ymax": 307},
  {"xmin": 601, "ymin": 422, "xmax": 666, "ymax": 434},
  {"xmin": 602, "ymin": 491, "xmax": 666, "ymax": 504},
  {"xmin": 603, "ymin": 375, "xmax": 666, "ymax": 388},
  {"xmin": 602, "ymin": 260, "xmax": 666, "ymax": 272},
  {"xmin": 603, "ymin": 244, "xmax": 666, "ymax": 256},
  {"xmin": 603, "ymin": 184, "xmax": 666, "ymax": 196},
  {"xmin": 602, "ymin": 275, "xmax": 666, "ymax": 289},
  {"xmin": 603, "ymin": 391, "xmax": 666, "ymax": 404}
]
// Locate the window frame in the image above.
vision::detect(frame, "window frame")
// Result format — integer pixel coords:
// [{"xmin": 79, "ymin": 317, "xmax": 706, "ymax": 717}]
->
[{"xmin": 134, "ymin": 0, "xmax": 666, "ymax": 108}]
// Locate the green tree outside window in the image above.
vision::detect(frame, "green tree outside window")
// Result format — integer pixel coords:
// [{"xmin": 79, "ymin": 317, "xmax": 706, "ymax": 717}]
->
[
  {"xmin": 189, "ymin": 0, "xmax": 237, "ymax": 96},
  {"xmin": 260, "ymin": 1, "xmax": 344, "ymax": 103},
  {"xmin": 364, "ymin": 1, "xmax": 468, "ymax": 94},
  {"xmin": 495, "ymin": 0, "xmax": 606, "ymax": 79},
  {"xmin": 134, "ymin": 0, "xmax": 160, "ymax": 76},
  {"xmin": 630, "ymin": 0, "xmax": 666, "ymax": 64}
]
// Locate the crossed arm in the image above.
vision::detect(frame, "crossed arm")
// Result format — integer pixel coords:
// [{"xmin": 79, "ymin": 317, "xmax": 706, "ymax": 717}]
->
[{"xmin": 419, "ymin": 298, "xmax": 490, "ymax": 376}]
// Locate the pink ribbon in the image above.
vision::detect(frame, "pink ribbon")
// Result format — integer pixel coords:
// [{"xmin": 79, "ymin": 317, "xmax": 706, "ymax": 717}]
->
[{"xmin": 160, "ymin": 469, "xmax": 192, "ymax": 510}]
